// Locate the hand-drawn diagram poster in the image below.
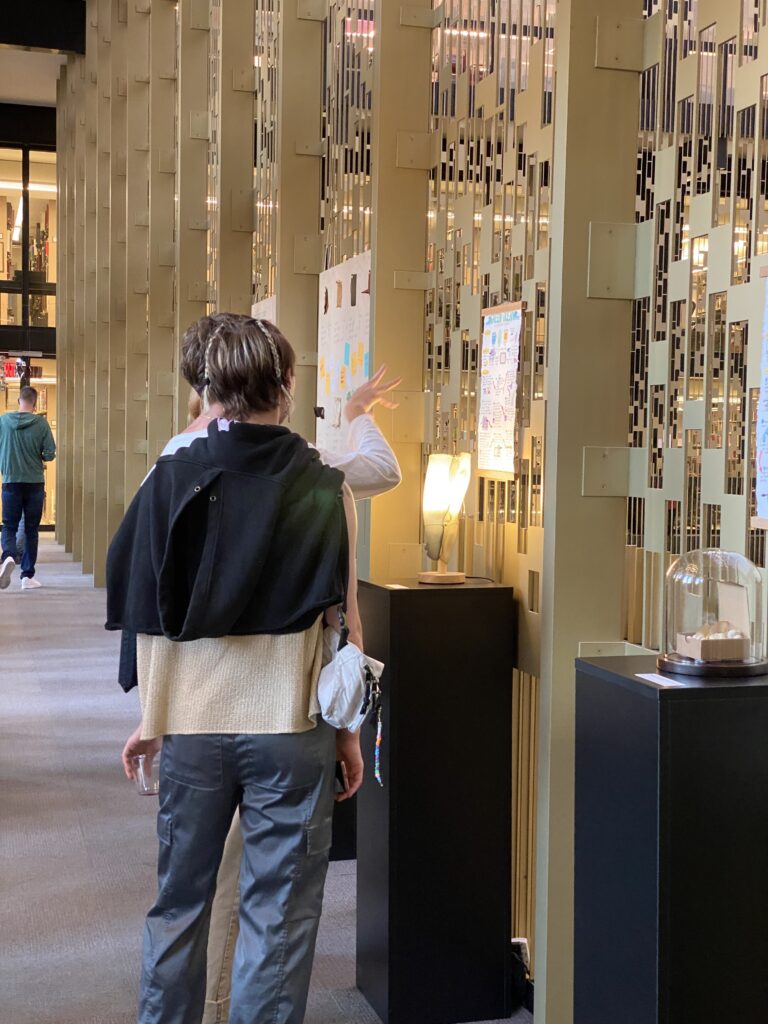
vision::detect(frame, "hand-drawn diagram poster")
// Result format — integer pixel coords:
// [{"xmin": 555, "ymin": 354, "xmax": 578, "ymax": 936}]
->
[
  {"xmin": 477, "ymin": 303, "xmax": 522, "ymax": 474},
  {"xmin": 757, "ymin": 282, "xmax": 768, "ymax": 518},
  {"xmin": 316, "ymin": 250, "xmax": 372, "ymax": 454}
]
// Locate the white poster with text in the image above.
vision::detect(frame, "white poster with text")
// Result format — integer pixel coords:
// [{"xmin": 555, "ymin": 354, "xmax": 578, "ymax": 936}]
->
[
  {"xmin": 477, "ymin": 304, "xmax": 522, "ymax": 474},
  {"xmin": 251, "ymin": 295, "xmax": 277, "ymax": 323},
  {"xmin": 315, "ymin": 250, "xmax": 372, "ymax": 454},
  {"xmin": 757, "ymin": 282, "xmax": 768, "ymax": 519}
]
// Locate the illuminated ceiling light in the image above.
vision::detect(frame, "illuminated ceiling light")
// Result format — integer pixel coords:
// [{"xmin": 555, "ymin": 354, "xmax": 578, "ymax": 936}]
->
[
  {"xmin": 11, "ymin": 197, "xmax": 23, "ymax": 244},
  {"xmin": 0, "ymin": 181, "xmax": 57, "ymax": 195}
]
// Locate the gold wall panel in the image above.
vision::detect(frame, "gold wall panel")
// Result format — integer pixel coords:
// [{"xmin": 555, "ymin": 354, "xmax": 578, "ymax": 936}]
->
[
  {"xmin": 253, "ymin": 0, "xmax": 280, "ymax": 304},
  {"xmin": 424, "ymin": 0, "xmax": 557, "ymax": 957},
  {"xmin": 628, "ymin": 0, "xmax": 768, "ymax": 650},
  {"xmin": 175, "ymin": 0, "xmax": 210, "ymax": 426},
  {"xmin": 320, "ymin": 1, "xmax": 374, "ymax": 266}
]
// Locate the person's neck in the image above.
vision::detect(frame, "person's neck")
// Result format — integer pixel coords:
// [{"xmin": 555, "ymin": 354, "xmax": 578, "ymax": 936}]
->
[
  {"xmin": 241, "ymin": 409, "xmax": 282, "ymax": 426},
  {"xmin": 198, "ymin": 402, "xmax": 282, "ymax": 427},
  {"xmin": 18, "ymin": 406, "xmax": 34, "ymax": 414}
]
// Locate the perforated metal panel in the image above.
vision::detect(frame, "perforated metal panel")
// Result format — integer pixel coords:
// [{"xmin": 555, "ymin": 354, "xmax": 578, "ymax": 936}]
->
[
  {"xmin": 627, "ymin": 0, "xmax": 768, "ymax": 653},
  {"xmin": 320, "ymin": 2, "xmax": 374, "ymax": 266},
  {"xmin": 253, "ymin": 0, "xmax": 280, "ymax": 303},
  {"xmin": 425, "ymin": 0, "xmax": 557, "ymax": 956},
  {"xmin": 206, "ymin": 0, "xmax": 221, "ymax": 308}
]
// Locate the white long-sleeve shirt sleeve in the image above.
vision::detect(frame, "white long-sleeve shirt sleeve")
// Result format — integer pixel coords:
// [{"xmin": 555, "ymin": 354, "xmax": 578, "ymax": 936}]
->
[{"xmin": 317, "ymin": 414, "xmax": 402, "ymax": 500}]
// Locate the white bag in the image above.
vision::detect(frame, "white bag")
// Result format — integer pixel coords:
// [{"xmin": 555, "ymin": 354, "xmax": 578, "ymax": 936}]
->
[{"xmin": 318, "ymin": 625, "xmax": 384, "ymax": 732}]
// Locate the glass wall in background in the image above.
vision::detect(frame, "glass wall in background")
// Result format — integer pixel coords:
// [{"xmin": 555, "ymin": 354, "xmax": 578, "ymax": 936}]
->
[
  {"xmin": 0, "ymin": 146, "xmax": 57, "ymax": 525},
  {"xmin": 0, "ymin": 147, "xmax": 56, "ymax": 333},
  {"xmin": 28, "ymin": 151, "xmax": 57, "ymax": 328},
  {"xmin": 0, "ymin": 357, "xmax": 58, "ymax": 526},
  {"xmin": 0, "ymin": 147, "xmax": 23, "ymax": 326}
]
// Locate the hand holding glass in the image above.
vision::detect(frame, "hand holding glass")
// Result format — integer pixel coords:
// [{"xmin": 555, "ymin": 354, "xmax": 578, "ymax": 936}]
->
[{"xmin": 131, "ymin": 752, "xmax": 160, "ymax": 795}]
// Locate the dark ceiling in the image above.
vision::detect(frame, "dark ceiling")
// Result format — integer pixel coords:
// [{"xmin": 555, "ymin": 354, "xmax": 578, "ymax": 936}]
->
[{"xmin": 0, "ymin": 0, "xmax": 85, "ymax": 55}]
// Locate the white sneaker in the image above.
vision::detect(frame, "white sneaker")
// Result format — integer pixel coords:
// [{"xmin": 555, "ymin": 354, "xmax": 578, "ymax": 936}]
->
[
  {"xmin": 21, "ymin": 577, "xmax": 42, "ymax": 591},
  {"xmin": 0, "ymin": 557, "xmax": 16, "ymax": 590}
]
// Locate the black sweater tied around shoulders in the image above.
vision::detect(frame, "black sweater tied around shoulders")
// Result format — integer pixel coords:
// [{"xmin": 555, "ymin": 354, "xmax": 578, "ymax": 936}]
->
[{"xmin": 106, "ymin": 420, "xmax": 348, "ymax": 647}]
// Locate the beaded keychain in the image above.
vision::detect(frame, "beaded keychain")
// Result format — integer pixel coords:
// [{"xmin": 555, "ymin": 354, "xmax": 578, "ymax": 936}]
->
[
  {"xmin": 374, "ymin": 704, "xmax": 383, "ymax": 787},
  {"xmin": 370, "ymin": 674, "xmax": 383, "ymax": 788},
  {"xmin": 360, "ymin": 665, "xmax": 384, "ymax": 787}
]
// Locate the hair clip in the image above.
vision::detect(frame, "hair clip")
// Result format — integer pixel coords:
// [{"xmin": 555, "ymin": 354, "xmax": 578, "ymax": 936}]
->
[{"xmin": 254, "ymin": 318, "xmax": 283, "ymax": 383}]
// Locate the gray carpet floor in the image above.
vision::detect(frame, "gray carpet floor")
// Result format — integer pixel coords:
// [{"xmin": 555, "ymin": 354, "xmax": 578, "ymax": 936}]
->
[{"xmin": 0, "ymin": 539, "xmax": 531, "ymax": 1024}]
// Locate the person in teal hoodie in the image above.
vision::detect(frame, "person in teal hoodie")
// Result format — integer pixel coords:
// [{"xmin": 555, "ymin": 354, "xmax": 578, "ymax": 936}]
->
[{"xmin": 0, "ymin": 386, "xmax": 56, "ymax": 591}]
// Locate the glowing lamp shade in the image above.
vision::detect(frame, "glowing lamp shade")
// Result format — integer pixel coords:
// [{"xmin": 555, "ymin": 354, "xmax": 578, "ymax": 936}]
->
[{"xmin": 419, "ymin": 452, "xmax": 472, "ymax": 585}]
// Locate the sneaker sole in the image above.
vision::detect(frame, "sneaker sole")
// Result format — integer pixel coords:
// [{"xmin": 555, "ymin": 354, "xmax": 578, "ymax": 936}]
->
[{"xmin": 0, "ymin": 559, "xmax": 15, "ymax": 590}]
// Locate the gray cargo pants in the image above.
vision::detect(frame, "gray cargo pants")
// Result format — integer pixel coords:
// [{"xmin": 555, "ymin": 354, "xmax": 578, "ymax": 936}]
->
[{"xmin": 139, "ymin": 725, "xmax": 335, "ymax": 1024}]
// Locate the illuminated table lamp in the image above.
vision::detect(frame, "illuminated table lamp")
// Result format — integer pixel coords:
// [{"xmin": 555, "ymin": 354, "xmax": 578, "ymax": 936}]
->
[{"xmin": 418, "ymin": 452, "xmax": 472, "ymax": 585}]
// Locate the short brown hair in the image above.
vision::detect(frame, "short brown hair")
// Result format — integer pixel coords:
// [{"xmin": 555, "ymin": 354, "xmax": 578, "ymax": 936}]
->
[
  {"xmin": 19, "ymin": 386, "xmax": 38, "ymax": 407},
  {"xmin": 180, "ymin": 313, "xmax": 295, "ymax": 420}
]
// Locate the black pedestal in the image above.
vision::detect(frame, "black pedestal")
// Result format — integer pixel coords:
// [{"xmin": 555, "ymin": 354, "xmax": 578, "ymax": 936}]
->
[
  {"xmin": 356, "ymin": 578, "xmax": 516, "ymax": 1024},
  {"xmin": 575, "ymin": 656, "xmax": 768, "ymax": 1024},
  {"xmin": 330, "ymin": 794, "xmax": 356, "ymax": 861}
]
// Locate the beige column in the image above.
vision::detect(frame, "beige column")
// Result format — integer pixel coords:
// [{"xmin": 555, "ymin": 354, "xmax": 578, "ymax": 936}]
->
[
  {"xmin": 215, "ymin": 0, "xmax": 255, "ymax": 313},
  {"xmin": 146, "ymin": 0, "xmax": 178, "ymax": 462},
  {"xmin": 108, "ymin": 0, "xmax": 128, "ymax": 546},
  {"xmin": 367, "ymin": 0, "xmax": 432, "ymax": 579},
  {"xmin": 55, "ymin": 68, "xmax": 70, "ymax": 549},
  {"xmin": 273, "ymin": 2, "xmax": 324, "ymax": 441},
  {"xmin": 80, "ymin": 0, "xmax": 99, "ymax": 574},
  {"xmin": 535, "ymin": 2, "xmax": 639, "ymax": 1021},
  {"xmin": 93, "ymin": 0, "xmax": 112, "ymax": 585},
  {"xmin": 174, "ymin": 0, "xmax": 209, "ymax": 429},
  {"xmin": 72, "ymin": 56, "xmax": 86, "ymax": 560},
  {"xmin": 64, "ymin": 63, "xmax": 78, "ymax": 553},
  {"xmin": 124, "ymin": 0, "xmax": 150, "ymax": 502}
]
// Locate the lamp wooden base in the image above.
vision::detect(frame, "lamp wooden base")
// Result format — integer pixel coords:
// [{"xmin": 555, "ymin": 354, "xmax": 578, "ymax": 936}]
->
[{"xmin": 417, "ymin": 569, "xmax": 466, "ymax": 585}]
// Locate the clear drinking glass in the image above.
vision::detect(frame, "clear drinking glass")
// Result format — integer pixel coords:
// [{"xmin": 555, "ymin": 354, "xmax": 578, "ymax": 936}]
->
[{"xmin": 131, "ymin": 752, "xmax": 160, "ymax": 796}]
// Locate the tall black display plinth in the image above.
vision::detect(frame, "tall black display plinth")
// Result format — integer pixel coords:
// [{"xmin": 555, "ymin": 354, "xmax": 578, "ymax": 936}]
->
[
  {"xmin": 356, "ymin": 579, "xmax": 516, "ymax": 1024},
  {"xmin": 575, "ymin": 656, "xmax": 768, "ymax": 1024},
  {"xmin": 330, "ymin": 795, "xmax": 356, "ymax": 861}
]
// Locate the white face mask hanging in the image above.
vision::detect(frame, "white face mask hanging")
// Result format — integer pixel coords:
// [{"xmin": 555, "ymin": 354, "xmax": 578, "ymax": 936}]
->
[{"xmin": 318, "ymin": 607, "xmax": 385, "ymax": 786}]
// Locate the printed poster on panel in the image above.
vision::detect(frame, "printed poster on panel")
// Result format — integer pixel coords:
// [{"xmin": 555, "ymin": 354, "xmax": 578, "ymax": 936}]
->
[
  {"xmin": 477, "ymin": 303, "xmax": 522, "ymax": 474},
  {"xmin": 251, "ymin": 295, "xmax": 277, "ymax": 323},
  {"xmin": 758, "ymin": 281, "xmax": 768, "ymax": 518},
  {"xmin": 315, "ymin": 250, "xmax": 372, "ymax": 455}
]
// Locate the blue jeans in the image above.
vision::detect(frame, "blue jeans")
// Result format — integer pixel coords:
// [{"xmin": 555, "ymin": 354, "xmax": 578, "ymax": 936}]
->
[
  {"xmin": 16, "ymin": 513, "xmax": 25, "ymax": 558},
  {"xmin": 140, "ymin": 725, "xmax": 335, "ymax": 1024},
  {"xmin": 1, "ymin": 483, "xmax": 44, "ymax": 579}
]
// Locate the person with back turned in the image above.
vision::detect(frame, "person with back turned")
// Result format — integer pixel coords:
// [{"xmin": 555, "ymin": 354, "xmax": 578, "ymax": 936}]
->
[
  {"xmin": 0, "ymin": 385, "xmax": 56, "ymax": 591},
  {"xmin": 107, "ymin": 314, "xmax": 367, "ymax": 1024}
]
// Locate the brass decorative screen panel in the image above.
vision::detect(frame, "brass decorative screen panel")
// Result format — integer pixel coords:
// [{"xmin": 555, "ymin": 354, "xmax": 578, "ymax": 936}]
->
[
  {"xmin": 253, "ymin": 0, "xmax": 280, "ymax": 304},
  {"xmin": 206, "ymin": 0, "xmax": 221, "ymax": 309},
  {"xmin": 424, "ymin": 0, "xmax": 557, "ymax": 957},
  {"xmin": 320, "ymin": 2, "xmax": 374, "ymax": 267},
  {"xmin": 627, "ymin": 2, "xmax": 768, "ymax": 652}
]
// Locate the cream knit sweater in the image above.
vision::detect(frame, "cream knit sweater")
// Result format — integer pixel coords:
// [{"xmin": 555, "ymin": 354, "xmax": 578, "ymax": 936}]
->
[{"xmin": 137, "ymin": 619, "xmax": 323, "ymax": 740}]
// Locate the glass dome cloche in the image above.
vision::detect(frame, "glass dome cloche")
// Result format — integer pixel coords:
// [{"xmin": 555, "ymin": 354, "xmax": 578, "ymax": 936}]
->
[{"xmin": 658, "ymin": 549, "xmax": 768, "ymax": 677}]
